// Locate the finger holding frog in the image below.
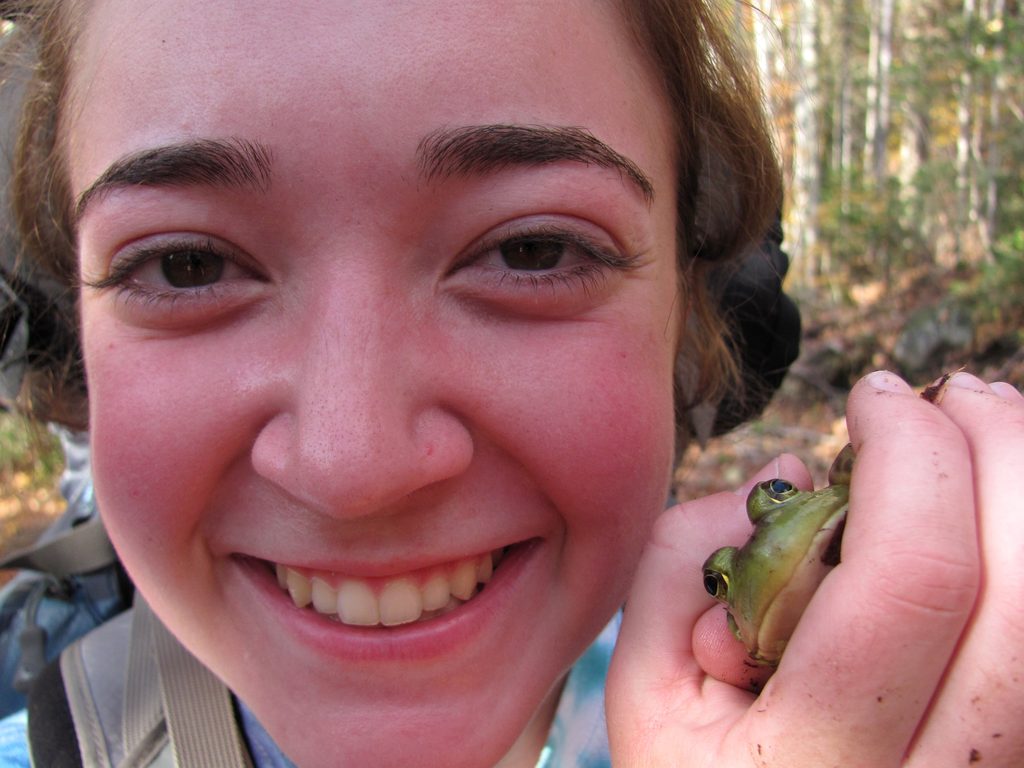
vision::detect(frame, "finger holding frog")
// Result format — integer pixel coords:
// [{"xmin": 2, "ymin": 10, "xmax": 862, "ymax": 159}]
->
[
  {"xmin": 679, "ymin": 373, "xmax": 978, "ymax": 765},
  {"xmin": 613, "ymin": 370, "xmax": 995, "ymax": 767},
  {"xmin": 900, "ymin": 372, "xmax": 1024, "ymax": 766},
  {"xmin": 745, "ymin": 370, "xmax": 981, "ymax": 766}
]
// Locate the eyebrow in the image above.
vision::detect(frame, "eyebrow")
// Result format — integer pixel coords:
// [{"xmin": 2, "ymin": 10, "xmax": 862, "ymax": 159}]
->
[
  {"xmin": 74, "ymin": 137, "xmax": 274, "ymax": 221},
  {"xmin": 417, "ymin": 124, "xmax": 654, "ymax": 203}
]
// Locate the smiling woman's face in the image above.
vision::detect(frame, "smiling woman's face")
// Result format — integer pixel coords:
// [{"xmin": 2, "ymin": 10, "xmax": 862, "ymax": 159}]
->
[{"xmin": 69, "ymin": 1, "xmax": 682, "ymax": 765}]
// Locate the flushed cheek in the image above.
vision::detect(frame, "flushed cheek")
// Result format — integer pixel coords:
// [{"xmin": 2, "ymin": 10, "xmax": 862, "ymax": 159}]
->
[
  {"xmin": 530, "ymin": 353, "xmax": 676, "ymax": 643},
  {"xmin": 516, "ymin": 327, "xmax": 677, "ymax": 492},
  {"xmin": 82, "ymin": 319, "xmax": 258, "ymax": 584},
  {"xmin": 505, "ymin": 328, "xmax": 678, "ymax": 562}
]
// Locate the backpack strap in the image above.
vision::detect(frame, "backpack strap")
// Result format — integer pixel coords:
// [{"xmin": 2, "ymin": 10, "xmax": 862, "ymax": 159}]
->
[
  {"xmin": 141, "ymin": 600, "xmax": 253, "ymax": 768},
  {"xmin": 31, "ymin": 600, "xmax": 253, "ymax": 767},
  {"xmin": 26, "ymin": 652, "xmax": 83, "ymax": 767}
]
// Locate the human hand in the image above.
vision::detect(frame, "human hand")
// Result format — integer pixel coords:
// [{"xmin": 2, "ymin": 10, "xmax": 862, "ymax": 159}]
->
[{"xmin": 607, "ymin": 371, "xmax": 1024, "ymax": 767}]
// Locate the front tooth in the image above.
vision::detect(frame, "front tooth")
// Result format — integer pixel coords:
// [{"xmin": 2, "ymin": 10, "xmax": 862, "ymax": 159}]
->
[
  {"xmin": 286, "ymin": 569, "xmax": 312, "ymax": 608},
  {"xmin": 421, "ymin": 573, "xmax": 451, "ymax": 611},
  {"xmin": 311, "ymin": 577, "xmax": 338, "ymax": 614},
  {"xmin": 337, "ymin": 580, "xmax": 379, "ymax": 626},
  {"xmin": 276, "ymin": 564, "xmax": 288, "ymax": 589},
  {"xmin": 378, "ymin": 579, "xmax": 423, "ymax": 626},
  {"xmin": 450, "ymin": 560, "xmax": 477, "ymax": 600}
]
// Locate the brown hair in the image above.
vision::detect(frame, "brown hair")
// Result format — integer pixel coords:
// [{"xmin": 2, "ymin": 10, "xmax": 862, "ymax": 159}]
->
[
  {"xmin": 4, "ymin": 0, "xmax": 84, "ymax": 426},
  {"xmin": 3, "ymin": 0, "xmax": 781, "ymax": 433},
  {"xmin": 618, "ymin": 0, "xmax": 783, "ymax": 435}
]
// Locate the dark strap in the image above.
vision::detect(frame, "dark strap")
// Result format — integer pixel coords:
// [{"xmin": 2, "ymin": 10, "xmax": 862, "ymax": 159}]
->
[{"xmin": 26, "ymin": 657, "xmax": 84, "ymax": 768}]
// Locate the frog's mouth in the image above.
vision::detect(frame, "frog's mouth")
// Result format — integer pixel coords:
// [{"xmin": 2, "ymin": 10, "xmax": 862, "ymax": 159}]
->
[{"xmin": 272, "ymin": 547, "xmax": 509, "ymax": 627}]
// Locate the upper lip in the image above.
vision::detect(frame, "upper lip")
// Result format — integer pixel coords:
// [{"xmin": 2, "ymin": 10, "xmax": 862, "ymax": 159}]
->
[{"xmin": 239, "ymin": 542, "xmax": 522, "ymax": 581}]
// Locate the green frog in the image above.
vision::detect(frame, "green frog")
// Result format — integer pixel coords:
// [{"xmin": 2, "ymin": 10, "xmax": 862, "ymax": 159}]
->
[{"xmin": 701, "ymin": 444, "xmax": 855, "ymax": 665}]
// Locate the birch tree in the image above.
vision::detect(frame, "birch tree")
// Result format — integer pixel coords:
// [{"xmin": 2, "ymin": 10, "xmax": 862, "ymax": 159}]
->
[{"xmin": 789, "ymin": 0, "xmax": 823, "ymax": 277}]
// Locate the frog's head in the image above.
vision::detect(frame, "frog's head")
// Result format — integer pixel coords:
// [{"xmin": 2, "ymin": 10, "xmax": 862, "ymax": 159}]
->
[{"xmin": 701, "ymin": 451, "xmax": 853, "ymax": 664}]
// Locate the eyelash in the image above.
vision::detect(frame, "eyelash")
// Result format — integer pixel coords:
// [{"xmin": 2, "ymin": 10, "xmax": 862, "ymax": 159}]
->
[
  {"xmin": 86, "ymin": 237, "xmax": 249, "ymax": 304},
  {"xmin": 456, "ymin": 224, "xmax": 638, "ymax": 292},
  {"xmin": 88, "ymin": 225, "xmax": 636, "ymax": 309}
]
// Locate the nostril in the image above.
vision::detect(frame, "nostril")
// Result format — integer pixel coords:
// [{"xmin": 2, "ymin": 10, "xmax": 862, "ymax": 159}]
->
[
  {"xmin": 412, "ymin": 407, "xmax": 475, "ymax": 481},
  {"xmin": 250, "ymin": 411, "xmax": 296, "ymax": 486}
]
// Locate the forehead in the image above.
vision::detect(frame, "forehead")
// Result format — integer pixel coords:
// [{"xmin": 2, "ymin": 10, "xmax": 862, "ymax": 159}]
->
[{"xmin": 66, "ymin": 0, "xmax": 675, "ymax": 198}]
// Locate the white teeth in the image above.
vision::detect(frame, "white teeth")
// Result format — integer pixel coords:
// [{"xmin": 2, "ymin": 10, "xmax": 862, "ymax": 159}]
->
[
  {"xmin": 286, "ymin": 569, "xmax": 312, "ymax": 608},
  {"xmin": 337, "ymin": 580, "xmax": 379, "ymax": 626},
  {"xmin": 277, "ymin": 550, "xmax": 499, "ymax": 627},
  {"xmin": 450, "ymin": 560, "xmax": 477, "ymax": 600},
  {"xmin": 378, "ymin": 580, "xmax": 423, "ymax": 626},
  {"xmin": 311, "ymin": 577, "xmax": 336, "ymax": 614},
  {"xmin": 421, "ymin": 574, "xmax": 451, "ymax": 611}
]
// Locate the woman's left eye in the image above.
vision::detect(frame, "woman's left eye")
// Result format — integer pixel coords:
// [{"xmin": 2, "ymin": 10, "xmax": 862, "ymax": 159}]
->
[
  {"xmin": 157, "ymin": 248, "xmax": 227, "ymax": 288},
  {"xmin": 446, "ymin": 224, "xmax": 639, "ymax": 312},
  {"xmin": 495, "ymin": 237, "xmax": 573, "ymax": 272},
  {"xmin": 463, "ymin": 224, "xmax": 638, "ymax": 290}
]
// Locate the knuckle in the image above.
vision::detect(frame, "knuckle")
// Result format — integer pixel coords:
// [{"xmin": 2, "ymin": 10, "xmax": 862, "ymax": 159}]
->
[{"xmin": 870, "ymin": 549, "xmax": 979, "ymax": 619}]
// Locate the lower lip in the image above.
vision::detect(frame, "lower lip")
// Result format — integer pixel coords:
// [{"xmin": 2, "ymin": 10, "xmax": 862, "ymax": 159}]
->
[{"xmin": 232, "ymin": 541, "xmax": 539, "ymax": 663}]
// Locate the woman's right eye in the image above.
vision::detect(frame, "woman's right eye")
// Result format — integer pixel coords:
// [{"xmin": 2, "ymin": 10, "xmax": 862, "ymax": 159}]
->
[
  {"xmin": 86, "ymin": 236, "xmax": 265, "ymax": 323},
  {"xmin": 91, "ymin": 237, "xmax": 251, "ymax": 294},
  {"xmin": 157, "ymin": 248, "xmax": 226, "ymax": 288}
]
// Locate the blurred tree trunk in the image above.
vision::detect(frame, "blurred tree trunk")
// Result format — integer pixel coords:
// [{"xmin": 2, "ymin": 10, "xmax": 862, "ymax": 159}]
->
[
  {"xmin": 865, "ymin": 0, "xmax": 896, "ymax": 187},
  {"xmin": 864, "ymin": 0, "xmax": 881, "ymax": 178},
  {"xmin": 897, "ymin": 2, "xmax": 931, "ymax": 253},
  {"xmin": 792, "ymin": 0, "xmax": 823, "ymax": 279},
  {"xmin": 982, "ymin": 0, "xmax": 1006, "ymax": 254},
  {"xmin": 864, "ymin": 0, "xmax": 897, "ymax": 282},
  {"xmin": 749, "ymin": 1, "xmax": 788, "ymax": 168},
  {"xmin": 832, "ymin": 0, "xmax": 858, "ymax": 223},
  {"xmin": 750, "ymin": 1, "xmax": 779, "ymax": 99},
  {"xmin": 956, "ymin": 0, "xmax": 983, "ymax": 261}
]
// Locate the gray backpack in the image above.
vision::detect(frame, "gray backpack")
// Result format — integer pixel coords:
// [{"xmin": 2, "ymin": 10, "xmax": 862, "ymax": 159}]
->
[{"xmin": 28, "ymin": 599, "xmax": 253, "ymax": 768}]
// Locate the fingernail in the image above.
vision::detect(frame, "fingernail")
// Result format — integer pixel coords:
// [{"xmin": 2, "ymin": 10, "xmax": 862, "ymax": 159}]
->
[
  {"xmin": 948, "ymin": 372, "xmax": 991, "ymax": 393},
  {"xmin": 991, "ymin": 382, "xmax": 1024, "ymax": 402},
  {"xmin": 865, "ymin": 370, "xmax": 911, "ymax": 394}
]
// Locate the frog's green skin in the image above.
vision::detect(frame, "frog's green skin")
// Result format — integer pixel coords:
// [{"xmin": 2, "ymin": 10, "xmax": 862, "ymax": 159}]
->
[{"xmin": 701, "ymin": 444, "xmax": 855, "ymax": 665}]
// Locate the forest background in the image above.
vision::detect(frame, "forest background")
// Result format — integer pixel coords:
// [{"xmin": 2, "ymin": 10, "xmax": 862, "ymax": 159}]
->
[{"xmin": 1, "ymin": 0, "xmax": 1023, "ymax": 561}]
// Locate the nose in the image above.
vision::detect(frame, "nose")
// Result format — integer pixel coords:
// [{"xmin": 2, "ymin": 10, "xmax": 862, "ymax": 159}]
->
[{"xmin": 250, "ymin": 281, "xmax": 474, "ymax": 518}]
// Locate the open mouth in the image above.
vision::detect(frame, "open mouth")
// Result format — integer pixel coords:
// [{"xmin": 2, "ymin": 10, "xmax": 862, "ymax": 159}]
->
[{"xmin": 272, "ymin": 547, "xmax": 509, "ymax": 628}]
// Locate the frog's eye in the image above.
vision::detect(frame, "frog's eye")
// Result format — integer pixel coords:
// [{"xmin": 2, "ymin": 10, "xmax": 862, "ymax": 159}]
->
[
  {"xmin": 703, "ymin": 569, "xmax": 729, "ymax": 599},
  {"xmin": 764, "ymin": 478, "xmax": 797, "ymax": 502}
]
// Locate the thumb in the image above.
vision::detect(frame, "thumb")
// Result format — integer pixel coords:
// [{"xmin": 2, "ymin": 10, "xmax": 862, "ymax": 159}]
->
[{"xmin": 606, "ymin": 455, "xmax": 811, "ymax": 761}]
